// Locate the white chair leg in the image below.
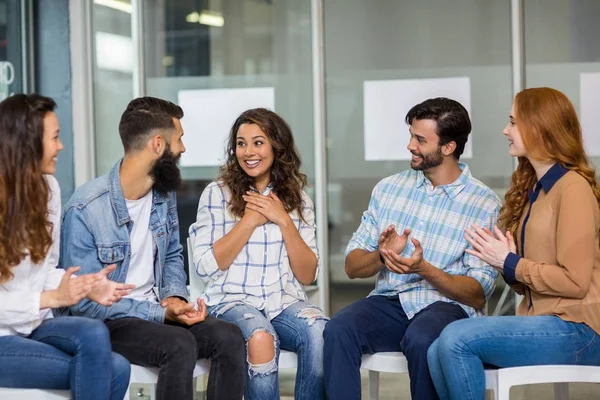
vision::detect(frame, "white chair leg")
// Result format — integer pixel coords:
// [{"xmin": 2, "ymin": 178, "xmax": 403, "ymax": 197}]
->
[
  {"xmin": 554, "ymin": 382, "xmax": 569, "ymax": 400},
  {"xmin": 368, "ymin": 370, "xmax": 380, "ymax": 400},
  {"xmin": 497, "ymin": 384, "xmax": 511, "ymax": 400}
]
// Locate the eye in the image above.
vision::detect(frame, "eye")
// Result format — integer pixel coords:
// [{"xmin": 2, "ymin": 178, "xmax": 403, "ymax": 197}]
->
[
  {"xmin": 255, "ymin": 140, "xmax": 263, "ymax": 146},
  {"xmin": 237, "ymin": 141, "xmax": 245, "ymax": 147},
  {"xmin": 417, "ymin": 138, "xmax": 424, "ymax": 144}
]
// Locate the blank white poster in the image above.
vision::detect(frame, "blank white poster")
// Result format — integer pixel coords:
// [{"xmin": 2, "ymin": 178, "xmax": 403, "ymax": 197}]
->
[
  {"xmin": 178, "ymin": 87, "xmax": 276, "ymax": 167},
  {"xmin": 363, "ymin": 77, "xmax": 472, "ymax": 161},
  {"xmin": 580, "ymin": 73, "xmax": 600, "ymax": 157}
]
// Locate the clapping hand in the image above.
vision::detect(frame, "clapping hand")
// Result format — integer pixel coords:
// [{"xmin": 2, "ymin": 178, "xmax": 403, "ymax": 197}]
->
[{"xmin": 464, "ymin": 225, "xmax": 517, "ymax": 271}]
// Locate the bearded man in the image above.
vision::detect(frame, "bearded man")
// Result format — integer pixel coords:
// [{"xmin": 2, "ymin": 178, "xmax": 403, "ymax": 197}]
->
[
  {"xmin": 323, "ymin": 98, "xmax": 501, "ymax": 400},
  {"xmin": 60, "ymin": 97, "xmax": 245, "ymax": 400}
]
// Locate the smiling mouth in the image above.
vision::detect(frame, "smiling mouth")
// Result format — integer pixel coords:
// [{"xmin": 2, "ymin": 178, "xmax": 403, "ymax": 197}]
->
[{"xmin": 244, "ymin": 160, "xmax": 260, "ymax": 168}]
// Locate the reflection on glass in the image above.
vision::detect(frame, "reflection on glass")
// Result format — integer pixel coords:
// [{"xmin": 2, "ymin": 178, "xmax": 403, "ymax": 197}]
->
[
  {"xmin": 323, "ymin": 0, "xmax": 513, "ymax": 312},
  {"xmin": 92, "ymin": 0, "xmax": 133, "ymax": 176}
]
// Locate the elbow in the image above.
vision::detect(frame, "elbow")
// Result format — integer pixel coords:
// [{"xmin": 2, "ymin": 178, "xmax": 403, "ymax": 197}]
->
[
  {"xmin": 473, "ymin": 296, "xmax": 486, "ymax": 310},
  {"xmin": 567, "ymin": 284, "xmax": 589, "ymax": 299},
  {"xmin": 345, "ymin": 263, "xmax": 358, "ymax": 279}
]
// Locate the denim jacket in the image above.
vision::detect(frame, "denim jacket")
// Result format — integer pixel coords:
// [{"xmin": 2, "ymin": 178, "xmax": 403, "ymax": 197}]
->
[{"xmin": 58, "ymin": 160, "xmax": 188, "ymax": 323}]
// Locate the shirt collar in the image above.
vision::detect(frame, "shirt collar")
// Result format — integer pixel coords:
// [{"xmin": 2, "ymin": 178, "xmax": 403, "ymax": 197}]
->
[
  {"xmin": 250, "ymin": 182, "xmax": 273, "ymax": 195},
  {"xmin": 415, "ymin": 162, "xmax": 471, "ymax": 199},
  {"xmin": 537, "ymin": 163, "xmax": 569, "ymax": 194}
]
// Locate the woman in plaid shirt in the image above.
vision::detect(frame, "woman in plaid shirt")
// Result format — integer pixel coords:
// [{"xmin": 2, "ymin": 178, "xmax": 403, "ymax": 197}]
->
[{"xmin": 190, "ymin": 108, "xmax": 327, "ymax": 400}]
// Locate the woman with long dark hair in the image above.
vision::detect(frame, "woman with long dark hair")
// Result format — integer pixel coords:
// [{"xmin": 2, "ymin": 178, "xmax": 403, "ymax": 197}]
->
[
  {"xmin": 427, "ymin": 87, "xmax": 600, "ymax": 400},
  {"xmin": 190, "ymin": 108, "xmax": 327, "ymax": 400},
  {"xmin": 0, "ymin": 94, "xmax": 133, "ymax": 399}
]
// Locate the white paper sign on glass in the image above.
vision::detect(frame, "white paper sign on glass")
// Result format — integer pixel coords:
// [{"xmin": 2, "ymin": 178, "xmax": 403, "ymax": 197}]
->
[
  {"xmin": 363, "ymin": 77, "xmax": 472, "ymax": 161},
  {"xmin": 580, "ymin": 73, "xmax": 600, "ymax": 157},
  {"xmin": 178, "ymin": 87, "xmax": 276, "ymax": 167}
]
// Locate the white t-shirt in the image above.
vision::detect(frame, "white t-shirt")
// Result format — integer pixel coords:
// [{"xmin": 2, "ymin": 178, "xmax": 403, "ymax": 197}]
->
[{"xmin": 124, "ymin": 190, "xmax": 158, "ymax": 303}]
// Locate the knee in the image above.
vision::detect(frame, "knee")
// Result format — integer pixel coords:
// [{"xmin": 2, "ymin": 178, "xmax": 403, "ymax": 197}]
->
[
  {"xmin": 247, "ymin": 330, "xmax": 276, "ymax": 365},
  {"xmin": 163, "ymin": 329, "xmax": 197, "ymax": 366},
  {"xmin": 426, "ymin": 338, "xmax": 440, "ymax": 366},
  {"xmin": 72, "ymin": 318, "xmax": 111, "ymax": 347},
  {"xmin": 214, "ymin": 322, "xmax": 245, "ymax": 360},
  {"xmin": 214, "ymin": 322, "xmax": 244, "ymax": 349},
  {"xmin": 111, "ymin": 352, "xmax": 131, "ymax": 382},
  {"xmin": 323, "ymin": 315, "xmax": 351, "ymax": 342},
  {"xmin": 436, "ymin": 321, "xmax": 470, "ymax": 354},
  {"xmin": 401, "ymin": 329, "xmax": 438, "ymax": 356}
]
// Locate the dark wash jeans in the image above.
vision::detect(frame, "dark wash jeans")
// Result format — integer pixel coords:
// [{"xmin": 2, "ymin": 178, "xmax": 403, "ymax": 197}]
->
[
  {"xmin": 323, "ymin": 296, "xmax": 469, "ymax": 400},
  {"xmin": 105, "ymin": 315, "xmax": 245, "ymax": 400}
]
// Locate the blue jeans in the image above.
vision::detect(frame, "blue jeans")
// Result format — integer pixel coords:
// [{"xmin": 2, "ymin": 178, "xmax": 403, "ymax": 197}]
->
[
  {"xmin": 209, "ymin": 300, "xmax": 328, "ymax": 400},
  {"xmin": 0, "ymin": 317, "xmax": 130, "ymax": 400},
  {"xmin": 428, "ymin": 315, "xmax": 600, "ymax": 400},
  {"xmin": 323, "ymin": 296, "xmax": 469, "ymax": 400}
]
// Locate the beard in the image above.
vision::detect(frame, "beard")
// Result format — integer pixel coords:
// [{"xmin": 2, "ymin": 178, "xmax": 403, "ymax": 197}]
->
[
  {"xmin": 410, "ymin": 146, "xmax": 444, "ymax": 171},
  {"xmin": 149, "ymin": 144, "xmax": 182, "ymax": 195}
]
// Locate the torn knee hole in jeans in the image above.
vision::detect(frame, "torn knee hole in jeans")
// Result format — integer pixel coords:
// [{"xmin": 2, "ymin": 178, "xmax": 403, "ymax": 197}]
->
[
  {"xmin": 246, "ymin": 329, "xmax": 277, "ymax": 378},
  {"xmin": 296, "ymin": 305, "xmax": 329, "ymax": 326}
]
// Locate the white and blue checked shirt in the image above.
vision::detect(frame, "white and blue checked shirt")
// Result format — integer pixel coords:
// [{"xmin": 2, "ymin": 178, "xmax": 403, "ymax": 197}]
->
[
  {"xmin": 346, "ymin": 163, "xmax": 501, "ymax": 319},
  {"xmin": 190, "ymin": 181, "xmax": 319, "ymax": 320}
]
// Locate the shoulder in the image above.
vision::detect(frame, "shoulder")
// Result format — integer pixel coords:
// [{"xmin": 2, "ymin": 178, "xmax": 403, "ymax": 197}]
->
[
  {"xmin": 300, "ymin": 189, "xmax": 315, "ymax": 208},
  {"xmin": 64, "ymin": 174, "xmax": 110, "ymax": 211},
  {"xmin": 201, "ymin": 181, "xmax": 230, "ymax": 201},
  {"xmin": 555, "ymin": 171, "xmax": 597, "ymax": 201},
  {"xmin": 461, "ymin": 174, "xmax": 502, "ymax": 212},
  {"xmin": 373, "ymin": 169, "xmax": 416, "ymax": 195},
  {"xmin": 45, "ymin": 174, "xmax": 61, "ymax": 214}
]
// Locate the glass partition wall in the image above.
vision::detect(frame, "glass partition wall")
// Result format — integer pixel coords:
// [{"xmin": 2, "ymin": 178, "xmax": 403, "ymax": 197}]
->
[{"xmin": 86, "ymin": 0, "xmax": 600, "ymax": 319}]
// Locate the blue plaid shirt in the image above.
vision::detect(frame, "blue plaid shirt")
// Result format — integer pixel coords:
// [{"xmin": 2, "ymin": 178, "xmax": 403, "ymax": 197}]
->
[
  {"xmin": 189, "ymin": 182, "xmax": 319, "ymax": 320},
  {"xmin": 346, "ymin": 163, "xmax": 501, "ymax": 318}
]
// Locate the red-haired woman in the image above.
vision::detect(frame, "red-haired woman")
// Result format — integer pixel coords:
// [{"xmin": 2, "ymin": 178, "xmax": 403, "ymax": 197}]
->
[{"xmin": 427, "ymin": 87, "xmax": 600, "ymax": 400}]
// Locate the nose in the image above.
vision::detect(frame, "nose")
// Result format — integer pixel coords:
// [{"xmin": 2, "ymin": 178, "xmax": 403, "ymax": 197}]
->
[
  {"xmin": 502, "ymin": 124, "xmax": 510, "ymax": 136},
  {"xmin": 407, "ymin": 137, "xmax": 417, "ymax": 152},
  {"xmin": 57, "ymin": 138, "xmax": 64, "ymax": 151}
]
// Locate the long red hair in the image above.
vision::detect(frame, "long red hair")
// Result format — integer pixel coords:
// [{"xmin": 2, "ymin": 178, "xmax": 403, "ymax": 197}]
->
[{"xmin": 498, "ymin": 87, "xmax": 600, "ymax": 245}]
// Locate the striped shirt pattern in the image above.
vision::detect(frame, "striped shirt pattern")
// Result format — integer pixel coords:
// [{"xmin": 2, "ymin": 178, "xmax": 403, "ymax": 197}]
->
[
  {"xmin": 190, "ymin": 181, "xmax": 319, "ymax": 320},
  {"xmin": 346, "ymin": 163, "xmax": 501, "ymax": 318}
]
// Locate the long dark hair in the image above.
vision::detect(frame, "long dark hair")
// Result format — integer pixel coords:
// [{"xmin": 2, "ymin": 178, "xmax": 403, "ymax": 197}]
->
[
  {"xmin": 0, "ymin": 94, "xmax": 56, "ymax": 283},
  {"xmin": 219, "ymin": 108, "xmax": 307, "ymax": 219}
]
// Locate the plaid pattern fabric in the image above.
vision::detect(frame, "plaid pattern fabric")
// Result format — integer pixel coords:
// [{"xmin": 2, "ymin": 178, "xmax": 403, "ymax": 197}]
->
[
  {"xmin": 189, "ymin": 182, "xmax": 318, "ymax": 320},
  {"xmin": 346, "ymin": 163, "xmax": 501, "ymax": 318}
]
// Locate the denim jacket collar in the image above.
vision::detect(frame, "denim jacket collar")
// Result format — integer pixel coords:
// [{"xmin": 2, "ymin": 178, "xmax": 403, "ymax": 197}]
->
[{"xmin": 108, "ymin": 159, "xmax": 171, "ymax": 226}]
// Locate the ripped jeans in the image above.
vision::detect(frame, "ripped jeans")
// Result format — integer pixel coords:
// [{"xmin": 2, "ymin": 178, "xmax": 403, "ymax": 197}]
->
[{"xmin": 208, "ymin": 300, "xmax": 327, "ymax": 400}]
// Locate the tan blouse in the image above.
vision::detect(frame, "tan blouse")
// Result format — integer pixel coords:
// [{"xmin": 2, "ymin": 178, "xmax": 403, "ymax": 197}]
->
[{"xmin": 505, "ymin": 166, "xmax": 600, "ymax": 334}]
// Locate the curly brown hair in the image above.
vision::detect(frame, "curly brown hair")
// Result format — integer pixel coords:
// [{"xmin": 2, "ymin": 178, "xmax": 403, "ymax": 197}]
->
[
  {"xmin": 219, "ymin": 108, "xmax": 307, "ymax": 220},
  {"xmin": 498, "ymin": 88, "xmax": 600, "ymax": 246},
  {"xmin": 0, "ymin": 94, "xmax": 56, "ymax": 284}
]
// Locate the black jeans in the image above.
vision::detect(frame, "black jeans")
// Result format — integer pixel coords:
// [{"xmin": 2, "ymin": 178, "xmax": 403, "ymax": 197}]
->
[{"xmin": 105, "ymin": 316, "xmax": 245, "ymax": 400}]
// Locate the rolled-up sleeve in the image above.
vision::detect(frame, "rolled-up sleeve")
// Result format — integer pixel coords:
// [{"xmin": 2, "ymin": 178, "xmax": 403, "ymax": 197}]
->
[
  {"xmin": 189, "ymin": 183, "xmax": 227, "ymax": 281},
  {"xmin": 463, "ymin": 209, "xmax": 500, "ymax": 300},
  {"xmin": 299, "ymin": 192, "xmax": 319, "ymax": 282}
]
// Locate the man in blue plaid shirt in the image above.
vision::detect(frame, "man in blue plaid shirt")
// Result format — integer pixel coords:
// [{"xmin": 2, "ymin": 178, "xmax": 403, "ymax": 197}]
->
[{"xmin": 323, "ymin": 98, "xmax": 501, "ymax": 400}]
